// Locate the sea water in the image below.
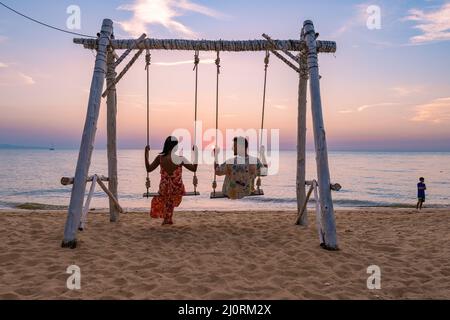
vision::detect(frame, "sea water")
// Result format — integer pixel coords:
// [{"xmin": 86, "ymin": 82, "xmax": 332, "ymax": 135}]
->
[{"xmin": 0, "ymin": 149, "xmax": 449, "ymax": 211}]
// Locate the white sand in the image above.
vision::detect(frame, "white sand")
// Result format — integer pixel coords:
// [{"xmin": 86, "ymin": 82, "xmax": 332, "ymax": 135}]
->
[{"xmin": 0, "ymin": 208, "xmax": 449, "ymax": 299}]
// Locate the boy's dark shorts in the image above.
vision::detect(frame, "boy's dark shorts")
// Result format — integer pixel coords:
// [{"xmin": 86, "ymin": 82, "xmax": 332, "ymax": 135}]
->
[{"xmin": 418, "ymin": 197, "xmax": 425, "ymax": 202}]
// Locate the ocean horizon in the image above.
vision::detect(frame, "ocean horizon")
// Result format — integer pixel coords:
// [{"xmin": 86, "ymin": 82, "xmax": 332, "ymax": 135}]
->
[{"xmin": 2, "ymin": 144, "xmax": 450, "ymax": 153}]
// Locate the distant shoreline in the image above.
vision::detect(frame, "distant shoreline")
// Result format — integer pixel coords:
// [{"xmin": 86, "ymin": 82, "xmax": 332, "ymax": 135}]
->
[{"xmin": 0, "ymin": 144, "xmax": 49, "ymax": 150}]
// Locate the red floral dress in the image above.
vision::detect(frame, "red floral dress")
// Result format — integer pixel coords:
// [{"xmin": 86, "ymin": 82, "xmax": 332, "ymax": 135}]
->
[{"xmin": 150, "ymin": 156, "xmax": 186, "ymax": 224}]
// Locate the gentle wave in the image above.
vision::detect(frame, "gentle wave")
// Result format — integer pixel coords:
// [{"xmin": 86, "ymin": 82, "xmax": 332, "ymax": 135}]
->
[
  {"xmin": 239, "ymin": 197, "xmax": 420, "ymax": 208},
  {"xmin": 7, "ymin": 188, "xmax": 70, "ymax": 196}
]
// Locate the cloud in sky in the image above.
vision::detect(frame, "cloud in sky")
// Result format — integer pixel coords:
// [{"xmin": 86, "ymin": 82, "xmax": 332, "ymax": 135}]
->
[
  {"xmin": 390, "ymin": 85, "xmax": 424, "ymax": 97},
  {"xmin": 357, "ymin": 102, "xmax": 400, "ymax": 112},
  {"xmin": 0, "ymin": 68, "xmax": 35, "ymax": 86},
  {"xmin": 0, "ymin": 35, "xmax": 7, "ymax": 43},
  {"xmin": 273, "ymin": 104, "xmax": 288, "ymax": 110},
  {"xmin": 117, "ymin": 0, "xmax": 225, "ymax": 38},
  {"xmin": 404, "ymin": 3, "xmax": 450, "ymax": 44},
  {"xmin": 339, "ymin": 102, "xmax": 400, "ymax": 114},
  {"xmin": 333, "ymin": 3, "xmax": 369, "ymax": 37},
  {"xmin": 338, "ymin": 109, "xmax": 354, "ymax": 114},
  {"xmin": 18, "ymin": 73, "xmax": 35, "ymax": 85},
  {"xmin": 411, "ymin": 97, "xmax": 450, "ymax": 123}
]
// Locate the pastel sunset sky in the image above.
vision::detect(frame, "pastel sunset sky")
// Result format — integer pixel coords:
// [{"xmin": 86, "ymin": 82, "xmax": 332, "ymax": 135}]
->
[{"xmin": 0, "ymin": 0, "xmax": 449, "ymax": 151}]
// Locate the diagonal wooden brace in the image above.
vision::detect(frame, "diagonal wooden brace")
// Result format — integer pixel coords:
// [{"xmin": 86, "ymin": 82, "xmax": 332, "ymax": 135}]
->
[
  {"xmin": 262, "ymin": 33, "xmax": 303, "ymax": 73},
  {"xmin": 270, "ymin": 50, "xmax": 300, "ymax": 73},
  {"xmin": 262, "ymin": 33, "xmax": 301, "ymax": 63},
  {"xmin": 102, "ymin": 49, "xmax": 144, "ymax": 98},
  {"xmin": 114, "ymin": 33, "xmax": 147, "ymax": 67}
]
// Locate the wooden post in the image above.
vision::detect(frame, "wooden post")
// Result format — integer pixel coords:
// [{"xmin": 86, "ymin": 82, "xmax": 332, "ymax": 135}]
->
[
  {"xmin": 62, "ymin": 19, "xmax": 113, "ymax": 248},
  {"xmin": 106, "ymin": 48, "xmax": 119, "ymax": 222},
  {"xmin": 296, "ymin": 53, "xmax": 308, "ymax": 226},
  {"xmin": 303, "ymin": 20, "xmax": 338, "ymax": 250}
]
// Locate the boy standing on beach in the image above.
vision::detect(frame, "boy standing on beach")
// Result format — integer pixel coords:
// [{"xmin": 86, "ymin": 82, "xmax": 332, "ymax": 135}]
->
[{"xmin": 416, "ymin": 177, "xmax": 427, "ymax": 210}]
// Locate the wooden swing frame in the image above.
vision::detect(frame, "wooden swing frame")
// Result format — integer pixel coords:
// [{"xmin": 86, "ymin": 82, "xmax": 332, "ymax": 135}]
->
[{"xmin": 62, "ymin": 19, "xmax": 339, "ymax": 251}]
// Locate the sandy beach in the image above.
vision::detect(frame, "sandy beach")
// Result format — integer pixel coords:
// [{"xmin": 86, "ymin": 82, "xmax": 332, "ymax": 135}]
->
[{"xmin": 0, "ymin": 208, "xmax": 449, "ymax": 300}]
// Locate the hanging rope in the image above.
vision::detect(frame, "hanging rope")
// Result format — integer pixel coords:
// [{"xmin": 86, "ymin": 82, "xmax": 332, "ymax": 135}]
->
[
  {"xmin": 212, "ymin": 51, "xmax": 221, "ymax": 195},
  {"xmin": 192, "ymin": 50, "xmax": 200, "ymax": 194},
  {"xmin": 259, "ymin": 50, "xmax": 270, "ymax": 150},
  {"xmin": 145, "ymin": 50, "xmax": 151, "ymax": 197},
  {"xmin": 256, "ymin": 50, "xmax": 270, "ymax": 191}
]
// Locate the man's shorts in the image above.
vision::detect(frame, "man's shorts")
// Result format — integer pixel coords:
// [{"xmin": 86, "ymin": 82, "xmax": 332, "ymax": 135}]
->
[{"xmin": 418, "ymin": 197, "xmax": 425, "ymax": 202}]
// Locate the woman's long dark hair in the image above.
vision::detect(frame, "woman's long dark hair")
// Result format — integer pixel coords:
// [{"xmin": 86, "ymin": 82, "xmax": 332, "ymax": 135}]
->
[{"xmin": 160, "ymin": 136, "xmax": 179, "ymax": 156}]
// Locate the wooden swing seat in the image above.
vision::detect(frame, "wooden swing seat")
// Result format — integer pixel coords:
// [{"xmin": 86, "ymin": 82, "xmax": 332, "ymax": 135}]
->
[
  {"xmin": 210, "ymin": 189, "xmax": 264, "ymax": 199},
  {"xmin": 143, "ymin": 191, "xmax": 200, "ymax": 198}
]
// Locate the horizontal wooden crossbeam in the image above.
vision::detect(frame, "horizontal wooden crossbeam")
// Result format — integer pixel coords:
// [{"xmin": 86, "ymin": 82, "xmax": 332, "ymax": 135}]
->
[
  {"xmin": 305, "ymin": 180, "xmax": 342, "ymax": 191},
  {"xmin": 74, "ymin": 38, "xmax": 336, "ymax": 53},
  {"xmin": 61, "ymin": 174, "xmax": 123, "ymax": 213},
  {"xmin": 61, "ymin": 175, "xmax": 109, "ymax": 186},
  {"xmin": 114, "ymin": 33, "xmax": 146, "ymax": 67}
]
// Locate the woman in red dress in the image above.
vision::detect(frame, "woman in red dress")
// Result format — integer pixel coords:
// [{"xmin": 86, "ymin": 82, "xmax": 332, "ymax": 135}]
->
[{"xmin": 145, "ymin": 136, "xmax": 198, "ymax": 225}]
